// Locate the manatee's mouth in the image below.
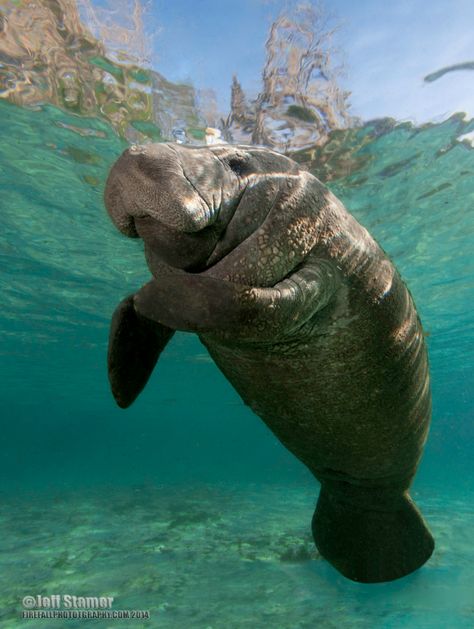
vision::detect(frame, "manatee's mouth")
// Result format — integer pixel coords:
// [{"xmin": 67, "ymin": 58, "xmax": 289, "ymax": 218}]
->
[
  {"xmin": 131, "ymin": 180, "xmax": 249, "ymax": 273},
  {"xmin": 134, "ymin": 214, "xmax": 222, "ymax": 272}
]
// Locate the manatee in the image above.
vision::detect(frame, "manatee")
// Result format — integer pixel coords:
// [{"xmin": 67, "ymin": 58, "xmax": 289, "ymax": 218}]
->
[{"xmin": 104, "ymin": 142, "xmax": 434, "ymax": 583}]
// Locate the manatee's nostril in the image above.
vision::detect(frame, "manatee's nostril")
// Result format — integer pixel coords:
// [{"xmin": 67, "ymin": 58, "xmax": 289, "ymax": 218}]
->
[{"xmin": 127, "ymin": 144, "xmax": 147, "ymax": 156}]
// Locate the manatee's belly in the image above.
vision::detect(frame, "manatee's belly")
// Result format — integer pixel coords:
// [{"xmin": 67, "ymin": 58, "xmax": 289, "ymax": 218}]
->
[{"xmin": 199, "ymin": 287, "xmax": 431, "ymax": 484}]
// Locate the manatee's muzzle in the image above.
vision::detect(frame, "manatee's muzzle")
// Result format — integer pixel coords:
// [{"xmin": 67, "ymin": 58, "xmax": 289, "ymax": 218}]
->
[
  {"xmin": 104, "ymin": 142, "xmax": 241, "ymax": 270},
  {"xmin": 104, "ymin": 143, "xmax": 223, "ymax": 236}
]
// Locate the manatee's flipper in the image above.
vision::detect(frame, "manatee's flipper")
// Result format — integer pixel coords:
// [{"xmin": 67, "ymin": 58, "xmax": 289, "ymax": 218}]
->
[
  {"xmin": 108, "ymin": 294, "xmax": 174, "ymax": 408},
  {"xmin": 133, "ymin": 258, "xmax": 340, "ymax": 339},
  {"xmin": 134, "ymin": 275, "xmax": 249, "ymax": 332},
  {"xmin": 312, "ymin": 480, "xmax": 434, "ymax": 583}
]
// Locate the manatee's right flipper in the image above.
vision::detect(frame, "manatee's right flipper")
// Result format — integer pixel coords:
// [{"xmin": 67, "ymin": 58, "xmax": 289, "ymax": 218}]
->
[
  {"xmin": 133, "ymin": 257, "xmax": 341, "ymax": 340},
  {"xmin": 312, "ymin": 480, "xmax": 434, "ymax": 583},
  {"xmin": 108, "ymin": 294, "xmax": 174, "ymax": 408}
]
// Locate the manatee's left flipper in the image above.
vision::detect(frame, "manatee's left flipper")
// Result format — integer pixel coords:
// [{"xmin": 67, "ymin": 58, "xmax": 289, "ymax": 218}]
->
[
  {"xmin": 134, "ymin": 257, "xmax": 341, "ymax": 338},
  {"xmin": 108, "ymin": 294, "xmax": 175, "ymax": 408}
]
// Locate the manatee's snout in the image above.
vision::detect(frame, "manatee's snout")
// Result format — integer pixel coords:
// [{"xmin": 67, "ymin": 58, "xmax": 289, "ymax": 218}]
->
[
  {"xmin": 105, "ymin": 143, "xmax": 228, "ymax": 236},
  {"xmin": 104, "ymin": 142, "xmax": 240, "ymax": 270}
]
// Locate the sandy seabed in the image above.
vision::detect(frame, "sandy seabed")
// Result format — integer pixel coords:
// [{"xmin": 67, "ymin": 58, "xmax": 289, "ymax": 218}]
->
[{"xmin": 1, "ymin": 482, "xmax": 472, "ymax": 628}]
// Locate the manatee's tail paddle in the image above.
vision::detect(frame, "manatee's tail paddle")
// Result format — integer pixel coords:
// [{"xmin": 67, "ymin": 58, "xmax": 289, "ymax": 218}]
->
[
  {"xmin": 108, "ymin": 294, "xmax": 174, "ymax": 408},
  {"xmin": 312, "ymin": 480, "xmax": 434, "ymax": 583}
]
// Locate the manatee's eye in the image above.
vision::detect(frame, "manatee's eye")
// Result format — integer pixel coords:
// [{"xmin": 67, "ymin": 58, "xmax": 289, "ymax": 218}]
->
[{"xmin": 225, "ymin": 155, "xmax": 253, "ymax": 177}]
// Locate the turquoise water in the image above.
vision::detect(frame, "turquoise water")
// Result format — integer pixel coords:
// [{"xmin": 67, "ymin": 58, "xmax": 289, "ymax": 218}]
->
[{"xmin": 1, "ymin": 93, "xmax": 474, "ymax": 628}]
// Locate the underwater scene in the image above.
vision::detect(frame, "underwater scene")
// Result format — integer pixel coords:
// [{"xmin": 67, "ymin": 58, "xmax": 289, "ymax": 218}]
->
[{"xmin": 1, "ymin": 0, "xmax": 474, "ymax": 627}]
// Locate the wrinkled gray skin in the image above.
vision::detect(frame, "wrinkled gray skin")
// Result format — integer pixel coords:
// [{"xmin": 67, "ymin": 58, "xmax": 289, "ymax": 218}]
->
[{"xmin": 104, "ymin": 143, "xmax": 434, "ymax": 583}]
